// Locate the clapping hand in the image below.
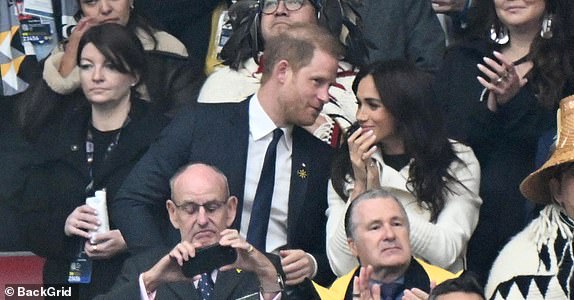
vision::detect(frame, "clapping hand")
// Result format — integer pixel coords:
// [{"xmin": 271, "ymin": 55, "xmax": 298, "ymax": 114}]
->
[
  {"xmin": 477, "ymin": 51, "xmax": 528, "ymax": 112},
  {"xmin": 352, "ymin": 265, "xmax": 381, "ymax": 300}
]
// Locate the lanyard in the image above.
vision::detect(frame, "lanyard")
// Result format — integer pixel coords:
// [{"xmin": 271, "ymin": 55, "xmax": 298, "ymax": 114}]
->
[{"xmin": 84, "ymin": 117, "xmax": 130, "ymax": 194}]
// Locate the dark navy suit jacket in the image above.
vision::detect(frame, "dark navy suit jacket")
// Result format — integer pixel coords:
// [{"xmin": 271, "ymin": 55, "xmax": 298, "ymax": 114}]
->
[
  {"xmin": 111, "ymin": 98, "xmax": 335, "ymax": 285},
  {"xmin": 96, "ymin": 247, "xmax": 272, "ymax": 300}
]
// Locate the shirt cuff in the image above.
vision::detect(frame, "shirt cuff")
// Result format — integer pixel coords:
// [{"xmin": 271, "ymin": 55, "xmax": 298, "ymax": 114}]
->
[
  {"xmin": 139, "ymin": 273, "xmax": 156, "ymax": 300},
  {"xmin": 307, "ymin": 253, "xmax": 318, "ymax": 279},
  {"xmin": 260, "ymin": 292, "xmax": 282, "ymax": 300}
]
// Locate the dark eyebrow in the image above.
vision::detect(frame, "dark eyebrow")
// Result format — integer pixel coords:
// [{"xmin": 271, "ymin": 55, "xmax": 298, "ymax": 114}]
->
[{"xmin": 363, "ymin": 97, "xmax": 382, "ymax": 103}]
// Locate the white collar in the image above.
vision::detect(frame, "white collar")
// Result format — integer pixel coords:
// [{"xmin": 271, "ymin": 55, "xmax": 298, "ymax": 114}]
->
[{"xmin": 249, "ymin": 94, "xmax": 293, "ymax": 151}]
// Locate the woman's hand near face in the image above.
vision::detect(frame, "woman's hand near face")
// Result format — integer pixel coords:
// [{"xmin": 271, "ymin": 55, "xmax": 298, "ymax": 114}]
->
[
  {"xmin": 476, "ymin": 51, "xmax": 528, "ymax": 112},
  {"xmin": 59, "ymin": 17, "xmax": 99, "ymax": 77},
  {"xmin": 84, "ymin": 229, "xmax": 127, "ymax": 259},
  {"xmin": 348, "ymin": 128, "xmax": 378, "ymax": 199},
  {"xmin": 64, "ymin": 204, "xmax": 99, "ymax": 238}
]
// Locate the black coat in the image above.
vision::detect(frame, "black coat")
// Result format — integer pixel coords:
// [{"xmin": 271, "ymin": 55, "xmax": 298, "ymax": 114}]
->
[
  {"xmin": 21, "ymin": 98, "xmax": 168, "ymax": 299},
  {"xmin": 433, "ymin": 39, "xmax": 573, "ymax": 283},
  {"xmin": 355, "ymin": 0, "xmax": 445, "ymax": 72},
  {"xmin": 0, "ymin": 43, "xmax": 203, "ymax": 252},
  {"xmin": 142, "ymin": 50, "xmax": 205, "ymax": 118}
]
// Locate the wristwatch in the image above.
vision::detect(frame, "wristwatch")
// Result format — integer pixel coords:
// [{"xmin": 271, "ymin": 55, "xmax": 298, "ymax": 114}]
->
[{"xmin": 260, "ymin": 273, "xmax": 285, "ymax": 294}]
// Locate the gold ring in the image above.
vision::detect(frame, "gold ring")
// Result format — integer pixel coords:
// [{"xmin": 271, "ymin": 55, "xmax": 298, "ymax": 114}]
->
[
  {"xmin": 92, "ymin": 245, "xmax": 98, "ymax": 251},
  {"xmin": 247, "ymin": 245, "xmax": 254, "ymax": 253}
]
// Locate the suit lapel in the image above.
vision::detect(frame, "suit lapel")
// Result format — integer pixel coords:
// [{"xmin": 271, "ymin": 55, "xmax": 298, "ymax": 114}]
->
[
  {"xmin": 287, "ymin": 127, "xmax": 310, "ymax": 244},
  {"xmin": 212, "ymin": 270, "xmax": 244, "ymax": 300},
  {"xmin": 163, "ymin": 281, "xmax": 200, "ymax": 299},
  {"xmin": 227, "ymin": 99, "xmax": 250, "ymax": 230},
  {"xmin": 161, "ymin": 270, "xmax": 254, "ymax": 300}
]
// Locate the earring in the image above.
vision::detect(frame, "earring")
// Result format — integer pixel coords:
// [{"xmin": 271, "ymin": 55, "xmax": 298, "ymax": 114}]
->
[
  {"xmin": 490, "ymin": 23, "xmax": 509, "ymax": 45},
  {"xmin": 540, "ymin": 13, "xmax": 553, "ymax": 39}
]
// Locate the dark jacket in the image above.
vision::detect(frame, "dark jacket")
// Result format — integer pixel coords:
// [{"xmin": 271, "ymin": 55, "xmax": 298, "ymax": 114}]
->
[
  {"xmin": 331, "ymin": 258, "xmax": 431, "ymax": 300},
  {"xmin": 142, "ymin": 50, "xmax": 205, "ymax": 118},
  {"xmin": 111, "ymin": 99, "xmax": 336, "ymax": 285},
  {"xmin": 433, "ymin": 39, "xmax": 568, "ymax": 283},
  {"xmin": 21, "ymin": 47, "xmax": 204, "ymax": 139},
  {"xmin": 133, "ymin": 0, "xmax": 220, "ymax": 70},
  {"xmin": 356, "ymin": 0, "xmax": 445, "ymax": 72},
  {"xmin": 97, "ymin": 247, "xmax": 286, "ymax": 300},
  {"xmin": 21, "ymin": 98, "xmax": 168, "ymax": 299}
]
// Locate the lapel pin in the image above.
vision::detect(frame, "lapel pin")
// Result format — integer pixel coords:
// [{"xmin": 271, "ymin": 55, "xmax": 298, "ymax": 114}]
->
[{"xmin": 297, "ymin": 163, "xmax": 308, "ymax": 179}]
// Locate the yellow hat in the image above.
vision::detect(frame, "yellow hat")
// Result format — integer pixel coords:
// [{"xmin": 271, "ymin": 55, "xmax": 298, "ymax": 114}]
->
[{"xmin": 520, "ymin": 95, "xmax": 574, "ymax": 204}]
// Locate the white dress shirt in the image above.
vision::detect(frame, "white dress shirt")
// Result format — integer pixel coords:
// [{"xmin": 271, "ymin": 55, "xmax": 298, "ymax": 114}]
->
[{"xmin": 241, "ymin": 94, "xmax": 293, "ymax": 254}]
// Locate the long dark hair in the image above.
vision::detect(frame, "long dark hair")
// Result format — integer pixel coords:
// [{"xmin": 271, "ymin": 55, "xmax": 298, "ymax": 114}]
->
[
  {"xmin": 464, "ymin": 0, "xmax": 574, "ymax": 109},
  {"xmin": 331, "ymin": 60, "xmax": 463, "ymax": 222}
]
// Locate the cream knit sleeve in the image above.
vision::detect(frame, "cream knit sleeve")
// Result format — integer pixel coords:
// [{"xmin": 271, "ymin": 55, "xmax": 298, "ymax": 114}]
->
[
  {"xmin": 326, "ymin": 179, "xmax": 359, "ymax": 276},
  {"xmin": 407, "ymin": 142, "xmax": 482, "ymax": 272},
  {"xmin": 42, "ymin": 49, "xmax": 81, "ymax": 95}
]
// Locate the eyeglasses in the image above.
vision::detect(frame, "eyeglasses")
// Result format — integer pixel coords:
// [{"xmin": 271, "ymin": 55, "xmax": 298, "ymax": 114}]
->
[
  {"xmin": 173, "ymin": 200, "xmax": 228, "ymax": 215},
  {"xmin": 261, "ymin": 0, "xmax": 306, "ymax": 15}
]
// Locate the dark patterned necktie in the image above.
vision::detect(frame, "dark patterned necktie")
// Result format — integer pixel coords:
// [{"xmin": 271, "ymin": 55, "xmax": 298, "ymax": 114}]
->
[
  {"xmin": 246, "ymin": 128, "xmax": 283, "ymax": 251},
  {"xmin": 198, "ymin": 273, "xmax": 214, "ymax": 300},
  {"xmin": 380, "ymin": 282, "xmax": 404, "ymax": 300}
]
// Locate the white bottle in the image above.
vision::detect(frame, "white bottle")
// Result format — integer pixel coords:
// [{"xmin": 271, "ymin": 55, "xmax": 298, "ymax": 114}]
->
[{"xmin": 86, "ymin": 189, "xmax": 110, "ymax": 233}]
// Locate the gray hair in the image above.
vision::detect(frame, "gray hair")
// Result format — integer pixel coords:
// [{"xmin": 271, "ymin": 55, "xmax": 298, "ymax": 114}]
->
[{"xmin": 344, "ymin": 188, "xmax": 409, "ymax": 240}]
